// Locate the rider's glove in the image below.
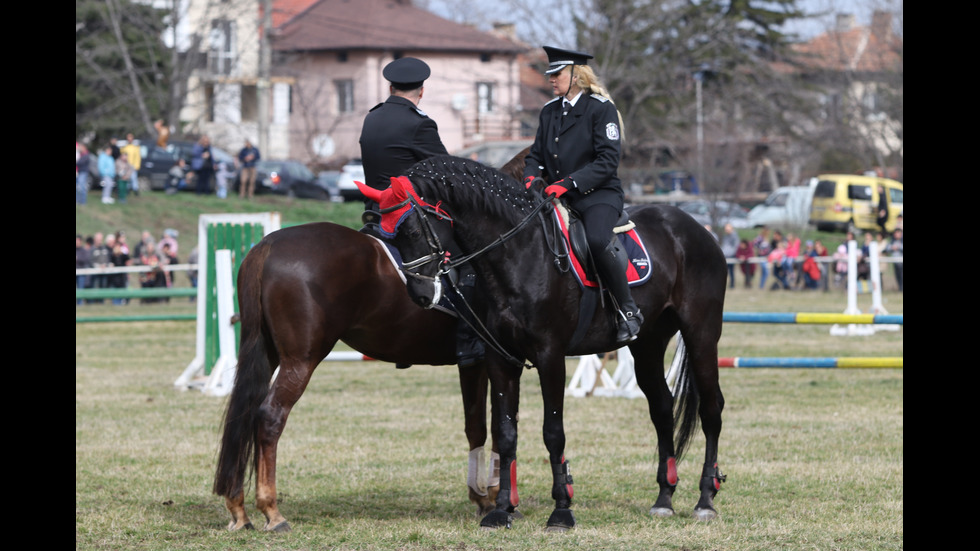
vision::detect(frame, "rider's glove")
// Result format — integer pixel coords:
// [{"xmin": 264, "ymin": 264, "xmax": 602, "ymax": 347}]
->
[{"xmin": 545, "ymin": 178, "xmax": 572, "ymax": 198}]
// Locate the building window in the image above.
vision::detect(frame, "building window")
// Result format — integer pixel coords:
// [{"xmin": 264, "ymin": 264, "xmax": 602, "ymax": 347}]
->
[
  {"xmin": 477, "ymin": 82, "xmax": 494, "ymax": 114},
  {"xmin": 862, "ymin": 87, "xmax": 882, "ymax": 115},
  {"xmin": 209, "ymin": 19, "xmax": 236, "ymax": 76},
  {"xmin": 336, "ymin": 79, "xmax": 354, "ymax": 113},
  {"xmin": 820, "ymin": 92, "xmax": 841, "ymax": 123},
  {"xmin": 241, "ymin": 84, "xmax": 257, "ymax": 122}
]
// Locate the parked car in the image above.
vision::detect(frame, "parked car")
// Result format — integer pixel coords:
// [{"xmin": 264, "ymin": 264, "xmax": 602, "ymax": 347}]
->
[
  {"xmin": 747, "ymin": 184, "xmax": 816, "ymax": 229},
  {"xmin": 136, "ymin": 139, "xmax": 235, "ymax": 193},
  {"xmin": 337, "ymin": 160, "xmax": 366, "ymax": 202},
  {"xmin": 316, "ymin": 170, "xmax": 343, "ymax": 202},
  {"xmin": 809, "ymin": 174, "xmax": 903, "ymax": 233},
  {"xmin": 235, "ymin": 159, "xmax": 325, "ymax": 199},
  {"xmin": 677, "ymin": 200, "xmax": 750, "ymax": 229}
]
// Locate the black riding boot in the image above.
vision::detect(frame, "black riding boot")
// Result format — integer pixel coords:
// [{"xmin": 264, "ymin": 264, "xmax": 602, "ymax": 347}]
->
[
  {"xmin": 455, "ymin": 272, "xmax": 485, "ymax": 368},
  {"xmin": 595, "ymin": 238, "xmax": 644, "ymax": 344}
]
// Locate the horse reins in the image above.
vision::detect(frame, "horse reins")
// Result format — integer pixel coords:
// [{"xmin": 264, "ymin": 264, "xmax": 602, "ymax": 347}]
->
[{"xmin": 387, "ymin": 192, "xmax": 563, "ymax": 369}]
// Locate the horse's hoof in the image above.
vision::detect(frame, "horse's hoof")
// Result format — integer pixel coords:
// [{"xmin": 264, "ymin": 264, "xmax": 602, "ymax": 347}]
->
[
  {"xmin": 693, "ymin": 507, "xmax": 718, "ymax": 522},
  {"xmin": 649, "ymin": 506, "xmax": 674, "ymax": 518},
  {"xmin": 268, "ymin": 521, "xmax": 292, "ymax": 532},
  {"xmin": 546, "ymin": 508, "xmax": 575, "ymax": 531},
  {"xmin": 226, "ymin": 520, "xmax": 255, "ymax": 531},
  {"xmin": 480, "ymin": 510, "xmax": 513, "ymax": 529}
]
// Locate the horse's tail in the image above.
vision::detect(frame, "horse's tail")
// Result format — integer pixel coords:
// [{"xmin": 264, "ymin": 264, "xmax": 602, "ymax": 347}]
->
[
  {"xmin": 671, "ymin": 347, "xmax": 700, "ymax": 462},
  {"xmin": 212, "ymin": 244, "xmax": 275, "ymax": 499}
]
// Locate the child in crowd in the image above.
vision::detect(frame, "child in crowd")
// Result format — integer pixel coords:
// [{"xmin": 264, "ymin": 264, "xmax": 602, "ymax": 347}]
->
[
  {"xmin": 215, "ymin": 160, "xmax": 235, "ymax": 199},
  {"xmin": 97, "ymin": 145, "xmax": 117, "ymax": 204},
  {"xmin": 167, "ymin": 159, "xmax": 187, "ymax": 194}
]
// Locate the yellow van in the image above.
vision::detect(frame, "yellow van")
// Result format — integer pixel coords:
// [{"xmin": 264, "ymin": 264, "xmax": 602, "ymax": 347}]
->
[{"xmin": 809, "ymin": 174, "xmax": 903, "ymax": 233}]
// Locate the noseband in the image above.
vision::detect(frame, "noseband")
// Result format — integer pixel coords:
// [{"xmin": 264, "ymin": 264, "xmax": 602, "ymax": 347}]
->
[{"xmin": 380, "ymin": 195, "xmax": 455, "ymax": 285}]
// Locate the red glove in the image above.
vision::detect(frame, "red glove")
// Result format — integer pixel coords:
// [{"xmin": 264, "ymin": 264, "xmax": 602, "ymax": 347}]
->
[
  {"xmin": 523, "ymin": 175, "xmax": 536, "ymax": 189},
  {"xmin": 545, "ymin": 178, "xmax": 570, "ymax": 198}
]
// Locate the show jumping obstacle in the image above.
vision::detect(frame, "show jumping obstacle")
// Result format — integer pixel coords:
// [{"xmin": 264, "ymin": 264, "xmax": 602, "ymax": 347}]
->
[{"xmin": 567, "ymin": 309, "xmax": 902, "ymax": 398}]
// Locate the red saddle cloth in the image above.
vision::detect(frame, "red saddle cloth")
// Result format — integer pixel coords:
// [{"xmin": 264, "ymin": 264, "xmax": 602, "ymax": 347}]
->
[{"xmin": 550, "ymin": 205, "xmax": 652, "ymax": 288}]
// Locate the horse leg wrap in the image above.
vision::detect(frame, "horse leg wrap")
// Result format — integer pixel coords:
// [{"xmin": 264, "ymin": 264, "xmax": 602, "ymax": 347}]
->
[
  {"xmin": 650, "ymin": 456, "xmax": 678, "ymax": 516},
  {"xmin": 658, "ymin": 456, "xmax": 679, "ymax": 488},
  {"xmin": 467, "ymin": 448, "xmax": 501, "ymax": 497},
  {"xmin": 489, "ymin": 450, "xmax": 500, "ymax": 488},
  {"xmin": 551, "ymin": 456, "xmax": 574, "ymax": 503},
  {"xmin": 508, "ymin": 460, "xmax": 520, "ymax": 508},
  {"xmin": 700, "ymin": 462, "xmax": 726, "ymax": 495},
  {"xmin": 468, "ymin": 447, "xmax": 488, "ymax": 496}
]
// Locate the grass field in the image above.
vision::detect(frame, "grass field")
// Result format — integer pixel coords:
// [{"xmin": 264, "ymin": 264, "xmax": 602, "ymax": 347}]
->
[{"xmin": 76, "ymin": 286, "xmax": 902, "ymax": 550}]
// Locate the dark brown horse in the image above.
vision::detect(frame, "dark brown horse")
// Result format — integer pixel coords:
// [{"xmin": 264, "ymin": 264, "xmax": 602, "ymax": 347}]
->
[
  {"xmin": 211, "ymin": 222, "xmax": 503, "ymax": 531},
  {"xmin": 359, "ymin": 155, "xmax": 728, "ymax": 530}
]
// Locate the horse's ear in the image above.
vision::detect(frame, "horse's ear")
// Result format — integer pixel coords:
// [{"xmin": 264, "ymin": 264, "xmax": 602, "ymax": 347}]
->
[
  {"xmin": 355, "ymin": 180, "xmax": 383, "ymax": 202},
  {"xmin": 390, "ymin": 176, "xmax": 414, "ymax": 200}
]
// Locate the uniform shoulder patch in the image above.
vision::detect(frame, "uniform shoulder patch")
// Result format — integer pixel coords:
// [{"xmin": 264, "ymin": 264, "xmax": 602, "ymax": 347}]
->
[
  {"xmin": 605, "ymin": 122, "xmax": 620, "ymax": 140},
  {"xmin": 590, "ymin": 94, "xmax": 610, "ymax": 103},
  {"xmin": 414, "ymin": 107, "xmax": 430, "ymax": 117},
  {"xmin": 545, "ymin": 97, "xmax": 561, "ymax": 106}
]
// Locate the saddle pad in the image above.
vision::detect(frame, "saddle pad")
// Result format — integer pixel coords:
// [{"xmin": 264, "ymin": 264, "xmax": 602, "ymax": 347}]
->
[{"xmin": 551, "ymin": 205, "xmax": 652, "ymax": 289}]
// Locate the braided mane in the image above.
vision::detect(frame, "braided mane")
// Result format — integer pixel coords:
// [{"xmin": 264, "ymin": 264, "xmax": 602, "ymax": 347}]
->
[{"xmin": 406, "ymin": 155, "xmax": 540, "ymax": 225}]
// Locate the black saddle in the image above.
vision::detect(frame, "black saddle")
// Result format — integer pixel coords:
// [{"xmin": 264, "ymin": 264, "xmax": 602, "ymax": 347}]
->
[{"xmin": 563, "ymin": 208, "xmax": 632, "ymax": 281}]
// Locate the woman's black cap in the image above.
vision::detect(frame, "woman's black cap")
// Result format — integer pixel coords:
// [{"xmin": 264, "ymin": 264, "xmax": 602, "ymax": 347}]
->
[{"xmin": 543, "ymin": 46, "xmax": 593, "ymax": 74}]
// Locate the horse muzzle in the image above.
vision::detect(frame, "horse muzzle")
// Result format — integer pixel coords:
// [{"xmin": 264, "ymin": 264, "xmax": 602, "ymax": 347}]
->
[{"xmin": 405, "ymin": 274, "xmax": 443, "ymax": 309}]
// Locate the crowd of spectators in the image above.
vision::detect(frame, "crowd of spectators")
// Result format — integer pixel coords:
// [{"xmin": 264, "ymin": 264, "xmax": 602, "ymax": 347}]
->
[
  {"xmin": 708, "ymin": 217, "xmax": 903, "ymax": 293},
  {"xmin": 75, "ymin": 228, "xmax": 195, "ymax": 304}
]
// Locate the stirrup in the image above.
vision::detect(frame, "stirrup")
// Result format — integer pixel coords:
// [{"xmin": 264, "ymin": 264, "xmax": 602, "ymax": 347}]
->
[{"xmin": 615, "ymin": 310, "xmax": 643, "ymax": 343}]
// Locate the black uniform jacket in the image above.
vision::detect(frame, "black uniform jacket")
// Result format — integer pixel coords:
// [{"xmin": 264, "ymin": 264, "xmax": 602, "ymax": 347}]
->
[
  {"xmin": 359, "ymin": 95, "xmax": 449, "ymax": 191},
  {"xmin": 523, "ymin": 92, "xmax": 623, "ymax": 212}
]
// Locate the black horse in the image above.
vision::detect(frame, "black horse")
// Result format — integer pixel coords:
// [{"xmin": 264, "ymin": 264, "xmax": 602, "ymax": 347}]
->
[
  {"xmin": 212, "ymin": 222, "xmax": 503, "ymax": 531},
  {"xmin": 358, "ymin": 155, "xmax": 728, "ymax": 530}
]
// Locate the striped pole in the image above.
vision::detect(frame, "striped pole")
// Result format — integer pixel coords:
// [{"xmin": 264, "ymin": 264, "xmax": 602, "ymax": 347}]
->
[
  {"xmin": 722, "ymin": 312, "xmax": 903, "ymax": 325},
  {"xmin": 324, "ymin": 351, "xmax": 371, "ymax": 361},
  {"xmin": 719, "ymin": 357, "xmax": 903, "ymax": 368}
]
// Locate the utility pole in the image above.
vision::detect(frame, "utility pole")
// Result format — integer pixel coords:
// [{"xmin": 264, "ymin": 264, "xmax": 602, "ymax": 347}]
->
[
  {"xmin": 693, "ymin": 63, "xmax": 710, "ymax": 194},
  {"xmin": 258, "ymin": 0, "xmax": 272, "ymax": 156},
  {"xmin": 695, "ymin": 70, "xmax": 703, "ymax": 193}
]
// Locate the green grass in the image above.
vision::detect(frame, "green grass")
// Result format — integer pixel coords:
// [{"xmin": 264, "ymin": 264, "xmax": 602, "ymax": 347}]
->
[
  {"xmin": 77, "ymin": 190, "xmax": 901, "ymax": 549},
  {"xmin": 76, "ymin": 288, "xmax": 902, "ymax": 550}
]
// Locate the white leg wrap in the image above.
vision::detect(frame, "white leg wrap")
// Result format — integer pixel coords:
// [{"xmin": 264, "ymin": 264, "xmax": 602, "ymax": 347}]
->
[
  {"xmin": 467, "ymin": 447, "xmax": 488, "ymax": 496},
  {"xmin": 488, "ymin": 450, "xmax": 500, "ymax": 488}
]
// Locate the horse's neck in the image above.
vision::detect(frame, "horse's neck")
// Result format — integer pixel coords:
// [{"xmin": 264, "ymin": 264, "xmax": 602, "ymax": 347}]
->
[{"xmin": 457, "ymin": 208, "xmax": 552, "ymax": 295}]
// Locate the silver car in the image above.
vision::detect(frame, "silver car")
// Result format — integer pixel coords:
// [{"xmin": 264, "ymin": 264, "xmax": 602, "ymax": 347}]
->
[{"xmin": 678, "ymin": 200, "xmax": 751, "ymax": 229}]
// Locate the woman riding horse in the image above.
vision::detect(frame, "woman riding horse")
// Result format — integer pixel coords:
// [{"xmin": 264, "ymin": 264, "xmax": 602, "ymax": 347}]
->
[{"xmin": 522, "ymin": 46, "xmax": 642, "ymax": 344}]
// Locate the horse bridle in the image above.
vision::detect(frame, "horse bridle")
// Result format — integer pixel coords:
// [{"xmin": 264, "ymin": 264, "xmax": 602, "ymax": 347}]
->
[
  {"xmin": 379, "ymin": 196, "xmax": 455, "ymax": 285},
  {"xmin": 383, "ymin": 192, "xmax": 560, "ymax": 369}
]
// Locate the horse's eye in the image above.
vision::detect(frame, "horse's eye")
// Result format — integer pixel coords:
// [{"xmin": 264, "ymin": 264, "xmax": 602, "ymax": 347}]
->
[{"xmin": 408, "ymin": 228, "xmax": 422, "ymax": 240}]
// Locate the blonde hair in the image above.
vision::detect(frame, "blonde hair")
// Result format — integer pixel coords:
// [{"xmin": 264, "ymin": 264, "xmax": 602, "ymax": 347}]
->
[{"xmin": 571, "ymin": 65, "xmax": 625, "ymax": 139}]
